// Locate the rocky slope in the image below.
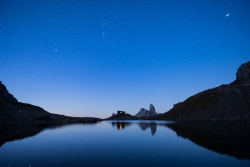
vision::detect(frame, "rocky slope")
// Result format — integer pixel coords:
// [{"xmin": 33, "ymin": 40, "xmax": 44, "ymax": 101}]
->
[
  {"xmin": 135, "ymin": 104, "xmax": 157, "ymax": 117},
  {"xmin": 0, "ymin": 82, "xmax": 101, "ymax": 123},
  {"xmin": 160, "ymin": 61, "xmax": 250, "ymax": 121},
  {"xmin": 0, "ymin": 81, "xmax": 17, "ymax": 102}
]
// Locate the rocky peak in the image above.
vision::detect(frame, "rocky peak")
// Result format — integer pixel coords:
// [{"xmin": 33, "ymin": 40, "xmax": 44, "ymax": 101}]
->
[
  {"xmin": 149, "ymin": 103, "xmax": 156, "ymax": 113},
  {"xmin": 233, "ymin": 61, "xmax": 250, "ymax": 85},
  {"xmin": 135, "ymin": 104, "xmax": 157, "ymax": 117},
  {"xmin": 0, "ymin": 81, "xmax": 18, "ymax": 102}
]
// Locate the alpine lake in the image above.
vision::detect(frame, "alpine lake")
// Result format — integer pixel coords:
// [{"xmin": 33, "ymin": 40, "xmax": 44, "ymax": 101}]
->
[{"xmin": 1, "ymin": 120, "xmax": 250, "ymax": 167}]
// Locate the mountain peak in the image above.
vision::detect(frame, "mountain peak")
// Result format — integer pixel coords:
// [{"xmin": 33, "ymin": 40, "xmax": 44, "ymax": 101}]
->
[
  {"xmin": 0, "ymin": 81, "xmax": 18, "ymax": 102},
  {"xmin": 135, "ymin": 104, "xmax": 157, "ymax": 117}
]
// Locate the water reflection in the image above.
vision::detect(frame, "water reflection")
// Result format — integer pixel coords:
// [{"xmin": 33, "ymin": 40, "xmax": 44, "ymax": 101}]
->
[
  {"xmin": 0, "ymin": 122, "xmax": 97, "ymax": 147},
  {"xmin": 165, "ymin": 121, "xmax": 250, "ymax": 160},
  {"xmin": 1, "ymin": 121, "xmax": 250, "ymax": 161},
  {"xmin": 111, "ymin": 121, "xmax": 157, "ymax": 135},
  {"xmin": 138, "ymin": 122, "xmax": 157, "ymax": 135},
  {"xmin": 112, "ymin": 122, "xmax": 132, "ymax": 130},
  {"xmin": 109, "ymin": 121, "xmax": 250, "ymax": 159}
]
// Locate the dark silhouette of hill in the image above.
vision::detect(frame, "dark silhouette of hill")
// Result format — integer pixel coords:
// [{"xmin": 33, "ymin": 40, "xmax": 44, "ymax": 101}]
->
[
  {"xmin": 106, "ymin": 113, "xmax": 138, "ymax": 120},
  {"xmin": 0, "ymin": 82, "xmax": 101, "ymax": 123},
  {"xmin": 159, "ymin": 61, "xmax": 250, "ymax": 120}
]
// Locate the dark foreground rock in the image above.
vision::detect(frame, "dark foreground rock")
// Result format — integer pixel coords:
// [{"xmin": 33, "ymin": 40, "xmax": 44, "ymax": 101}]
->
[{"xmin": 159, "ymin": 61, "xmax": 250, "ymax": 121}]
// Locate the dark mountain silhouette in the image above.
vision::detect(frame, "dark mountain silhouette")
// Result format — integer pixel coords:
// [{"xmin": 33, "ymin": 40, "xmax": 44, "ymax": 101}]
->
[
  {"xmin": 0, "ymin": 81, "xmax": 17, "ymax": 102},
  {"xmin": 159, "ymin": 61, "xmax": 250, "ymax": 120},
  {"xmin": 106, "ymin": 113, "xmax": 138, "ymax": 120},
  {"xmin": 0, "ymin": 81, "xmax": 101, "ymax": 123}
]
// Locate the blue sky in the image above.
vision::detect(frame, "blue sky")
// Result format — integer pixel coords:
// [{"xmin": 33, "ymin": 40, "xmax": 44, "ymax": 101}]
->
[{"xmin": 1, "ymin": 0, "xmax": 250, "ymax": 118}]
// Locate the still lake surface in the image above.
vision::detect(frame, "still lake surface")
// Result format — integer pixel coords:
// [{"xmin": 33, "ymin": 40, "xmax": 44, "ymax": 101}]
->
[{"xmin": 0, "ymin": 120, "xmax": 250, "ymax": 167}]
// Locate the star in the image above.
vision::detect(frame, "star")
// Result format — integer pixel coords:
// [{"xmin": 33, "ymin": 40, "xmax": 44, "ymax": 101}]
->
[
  {"xmin": 226, "ymin": 13, "xmax": 230, "ymax": 17},
  {"xmin": 55, "ymin": 49, "xmax": 58, "ymax": 52}
]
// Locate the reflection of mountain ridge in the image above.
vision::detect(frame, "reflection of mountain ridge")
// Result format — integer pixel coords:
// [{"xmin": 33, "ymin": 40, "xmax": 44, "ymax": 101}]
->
[
  {"xmin": 138, "ymin": 122, "xmax": 157, "ymax": 135},
  {"xmin": 111, "ymin": 121, "xmax": 157, "ymax": 135},
  {"xmin": 0, "ymin": 124, "xmax": 47, "ymax": 147},
  {"xmin": 0, "ymin": 123, "xmax": 97, "ymax": 147},
  {"xmin": 112, "ymin": 122, "xmax": 132, "ymax": 130},
  {"xmin": 166, "ymin": 121, "xmax": 250, "ymax": 160}
]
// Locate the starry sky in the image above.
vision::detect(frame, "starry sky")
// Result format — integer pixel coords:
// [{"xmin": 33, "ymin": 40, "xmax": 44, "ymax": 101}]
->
[{"xmin": 1, "ymin": 0, "xmax": 250, "ymax": 118}]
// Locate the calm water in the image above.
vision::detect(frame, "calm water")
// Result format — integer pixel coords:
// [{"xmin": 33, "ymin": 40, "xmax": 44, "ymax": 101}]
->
[{"xmin": 0, "ymin": 121, "xmax": 250, "ymax": 167}]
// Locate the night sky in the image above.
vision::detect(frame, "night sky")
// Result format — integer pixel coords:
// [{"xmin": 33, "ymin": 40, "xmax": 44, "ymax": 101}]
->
[{"xmin": 1, "ymin": 0, "xmax": 250, "ymax": 118}]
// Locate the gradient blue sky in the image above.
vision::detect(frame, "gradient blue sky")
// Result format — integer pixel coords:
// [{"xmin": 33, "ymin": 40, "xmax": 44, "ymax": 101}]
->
[{"xmin": 1, "ymin": 0, "xmax": 250, "ymax": 118}]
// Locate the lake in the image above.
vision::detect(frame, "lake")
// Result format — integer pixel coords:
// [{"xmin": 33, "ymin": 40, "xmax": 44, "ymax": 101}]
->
[{"xmin": 1, "ymin": 121, "xmax": 250, "ymax": 167}]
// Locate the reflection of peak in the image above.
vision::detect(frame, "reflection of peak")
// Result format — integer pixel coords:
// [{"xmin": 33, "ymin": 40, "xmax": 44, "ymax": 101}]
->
[
  {"xmin": 138, "ymin": 123, "xmax": 149, "ymax": 130},
  {"xmin": 138, "ymin": 122, "xmax": 157, "ymax": 135},
  {"xmin": 110, "ymin": 121, "xmax": 158, "ymax": 135},
  {"xmin": 150, "ymin": 123, "xmax": 157, "ymax": 135}
]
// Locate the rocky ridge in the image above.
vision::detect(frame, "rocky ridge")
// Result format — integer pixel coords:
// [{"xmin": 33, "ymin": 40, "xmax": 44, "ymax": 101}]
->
[
  {"xmin": 232, "ymin": 61, "xmax": 250, "ymax": 85},
  {"xmin": 0, "ymin": 81, "xmax": 18, "ymax": 102},
  {"xmin": 0, "ymin": 81, "xmax": 101, "ymax": 123},
  {"xmin": 135, "ymin": 104, "xmax": 157, "ymax": 117},
  {"xmin": 160, "ymin": 61, "xmax": 250, "ymax": 121}
]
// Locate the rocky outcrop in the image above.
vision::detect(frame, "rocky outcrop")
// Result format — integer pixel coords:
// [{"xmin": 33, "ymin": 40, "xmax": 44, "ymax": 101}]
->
[
  {"xmin": 160, "ymin": 61, "xmax": 250, "ymax": 121},
  {"xmin": 135, "ymin": 104, "xmax": 157, "ymax": 117},
  {"xmin": 150, "ymin": 104, "xmax": 156, "ymax": 113},
  {"xmin": 0, "ymin": 81, "xmax": 18, "ymax": 102},
  {"xmin": 232, "ymin": 61, "xmax": 250, "ymax": 85}
]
